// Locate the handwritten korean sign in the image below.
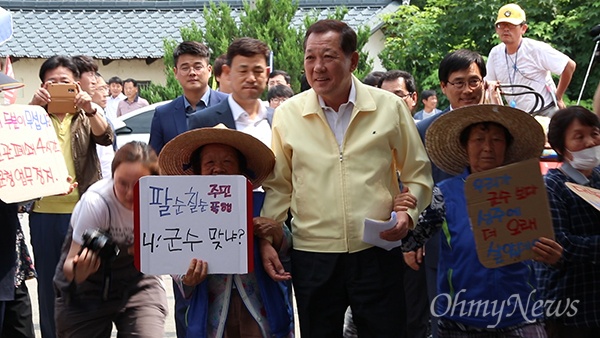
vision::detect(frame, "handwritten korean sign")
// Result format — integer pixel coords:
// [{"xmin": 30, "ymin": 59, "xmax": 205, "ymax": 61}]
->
[
  {"xmin": 565, "ymin": 182, "xmax": 600, "ymax": 212},
  {"xmin": 134, "ymin": 175, "xmax": 253, "ymax": 275},
  {"xmin": 0, "ymin": 104, "xmax": 69, "ymax": 203},
  {"xmin": 465, "ymin": 158, "xmax": 554, "ymax": 268}
]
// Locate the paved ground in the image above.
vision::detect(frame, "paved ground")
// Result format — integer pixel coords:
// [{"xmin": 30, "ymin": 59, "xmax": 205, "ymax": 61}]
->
[{"xmin": 19, "ymin": 212, "xmax": 299, "ymax": 337}]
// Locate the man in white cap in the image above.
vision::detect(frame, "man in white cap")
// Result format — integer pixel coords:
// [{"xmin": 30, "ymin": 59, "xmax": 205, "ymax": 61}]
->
[{"xmin": 485, "ymin": 3, "xmax": 576, "ymax": 114}]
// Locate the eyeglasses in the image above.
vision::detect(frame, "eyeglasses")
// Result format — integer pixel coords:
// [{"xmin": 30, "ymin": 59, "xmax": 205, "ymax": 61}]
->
[
  {"xmin": 495, "ymin": 22, "xmax": 522, "ymax": 30},
  {"xmin": 178, "ymin": 64, "xmax": 206, "ymax": 74},
  {"xmin": 446, "ymin": 78, "xmax": 482, "ymax": 90},
  {"xmin": 393, "ymin": 91, "xmax": 413, "ymax": 99},
  {"xmin": 270, "ymin": 97, "xmax": 287, "ymax": 104}
]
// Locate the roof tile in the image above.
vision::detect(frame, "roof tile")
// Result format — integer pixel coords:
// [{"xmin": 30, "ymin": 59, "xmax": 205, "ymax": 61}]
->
[{"xmin": 1, "ymin": 5, "xmax": 388, "ymax": 58}]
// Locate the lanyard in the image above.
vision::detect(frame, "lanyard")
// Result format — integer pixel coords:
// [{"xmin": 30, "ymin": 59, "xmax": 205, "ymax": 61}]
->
[{"xmin": 504, "ymin": 41, "xmax": 522, "ymax": 107}]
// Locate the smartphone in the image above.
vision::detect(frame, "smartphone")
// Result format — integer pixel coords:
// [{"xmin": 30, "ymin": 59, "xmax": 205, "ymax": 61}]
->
[{"xmin": 47, "ymin": 83, "xmax": 78, "ymax": 114}]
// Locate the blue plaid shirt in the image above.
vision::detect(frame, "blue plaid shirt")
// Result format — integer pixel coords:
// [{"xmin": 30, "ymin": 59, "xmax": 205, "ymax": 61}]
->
[{"xmin": 535, "ymin": 164, "xmax": 600, "ymax": 328}]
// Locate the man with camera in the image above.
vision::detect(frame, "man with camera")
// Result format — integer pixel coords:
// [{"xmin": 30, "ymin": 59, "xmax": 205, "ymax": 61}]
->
[
  {"xmin": 54, "ymin": 142, "xmax": 167, "ymax": 338},
  {"xmin": 28, "ymin": 55, "xmax": 113, "ymax": 338}
]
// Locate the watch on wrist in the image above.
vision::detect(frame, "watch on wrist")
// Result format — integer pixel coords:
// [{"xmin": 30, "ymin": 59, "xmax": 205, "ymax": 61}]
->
[{"xmin": 84, "ymin": 108, "xmax": 97, "ymax": 117}]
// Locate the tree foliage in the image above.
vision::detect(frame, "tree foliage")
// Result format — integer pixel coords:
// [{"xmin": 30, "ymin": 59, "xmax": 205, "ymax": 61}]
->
[
  {"xmin": 379, "ymin": 0, "xmax": 600, "ymax": 110},
  {"xmin": 141, "ymin": 0, "xmax": 373, "ymax": 102}
]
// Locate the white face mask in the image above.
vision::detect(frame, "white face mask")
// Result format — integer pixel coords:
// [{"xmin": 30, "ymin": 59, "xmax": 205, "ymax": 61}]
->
[{"xmin": 567, "ymin": 145, "xmax": 600, "ymax": 170}]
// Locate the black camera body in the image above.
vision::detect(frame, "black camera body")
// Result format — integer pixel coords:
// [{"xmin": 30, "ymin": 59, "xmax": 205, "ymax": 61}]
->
[
  {"xmin": 81, "ymin": 229, "xmax": 120, "ymax": 261},
  {"xmin": 79, "ymin": 229, "xmax": 121, "ymax": 301}
]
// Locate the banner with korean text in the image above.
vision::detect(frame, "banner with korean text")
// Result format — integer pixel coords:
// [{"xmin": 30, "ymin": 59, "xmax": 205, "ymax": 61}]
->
[
  {"xmin": 465, "ymin": 158, "xmax": 554, "ymax": 268},
  {"xmin": 134, "ymin": 175, "xmax": 253, "ymax": 275},
  {"xmin": 0, "ymin": 104, "xmax": 69, "ymax": 203}
]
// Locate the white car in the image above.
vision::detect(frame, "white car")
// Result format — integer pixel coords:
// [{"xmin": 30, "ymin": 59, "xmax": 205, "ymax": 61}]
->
[{"xmin": 112, "ymin": 100, "xmax": 171, "ymax": 149}]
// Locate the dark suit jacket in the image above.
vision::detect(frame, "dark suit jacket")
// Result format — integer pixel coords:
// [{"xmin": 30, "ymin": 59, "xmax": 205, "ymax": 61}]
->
[
  {"xmin": 149, "ymin": 89, "xmax": 228, "ymax": 154},
  {"xmin": 416, "ymin": 106, "xmax": 452, "ymax": 269},
  {"xmin": 188, "ymin": 98, "xmax": 274, "ymax": 130},
  {"xmin": 416, "ymin": 106, "xmax": 453, "ymax": 184}
]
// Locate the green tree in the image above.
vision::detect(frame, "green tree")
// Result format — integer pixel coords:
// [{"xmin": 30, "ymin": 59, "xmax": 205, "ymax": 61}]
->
[
  {"xmin": 141, "ymin": 0, "xmax": 373, "ymax": 102},
  {"xmin": 379, "ymin": 0, "xmax": 600, "ymax": 110}
]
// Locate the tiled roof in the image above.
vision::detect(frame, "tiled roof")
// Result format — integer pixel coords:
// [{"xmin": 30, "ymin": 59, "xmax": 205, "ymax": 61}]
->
[{"xmin": 0, "ymin": 1, "xmax": 396, "ymax": 59}]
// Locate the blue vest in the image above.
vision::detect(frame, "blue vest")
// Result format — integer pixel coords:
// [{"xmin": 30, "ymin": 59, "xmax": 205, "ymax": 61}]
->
[
  {"xmin": 435, "ymin": 171, "xmax": 541, "ymax": 328},
  {"xmin": 186, "ymin": 192, "xmax": 292, "ymax": 337}
]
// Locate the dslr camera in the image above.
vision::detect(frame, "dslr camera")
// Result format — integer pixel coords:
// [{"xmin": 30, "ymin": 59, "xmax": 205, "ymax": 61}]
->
[{"xmin": 81, "ymin": 229, "xmax": 120, "ymax": 261}]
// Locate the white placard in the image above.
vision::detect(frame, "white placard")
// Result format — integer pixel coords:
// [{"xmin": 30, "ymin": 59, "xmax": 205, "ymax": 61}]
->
[
  {"xmin": 135, "ymin": 175, "xmax": 253, "ymax": 275},
  {"xmin": 0, "ymin": 104, "xmax": 69, "ymax": 203}
]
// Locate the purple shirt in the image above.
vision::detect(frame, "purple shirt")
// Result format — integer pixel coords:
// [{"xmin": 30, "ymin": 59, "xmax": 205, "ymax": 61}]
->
[{"xmin": 116, "ymin": 95, "xmax": 149, "ymax": 117}]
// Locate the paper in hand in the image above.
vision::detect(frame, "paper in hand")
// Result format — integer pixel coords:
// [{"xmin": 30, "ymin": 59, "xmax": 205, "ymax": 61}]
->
[{"xmin": 362, "ymin": 212, "xmax": 402, "ymax": 251}]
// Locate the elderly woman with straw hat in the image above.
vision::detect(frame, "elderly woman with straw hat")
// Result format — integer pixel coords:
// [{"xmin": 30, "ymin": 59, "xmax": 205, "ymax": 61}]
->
[
  {"xmin": 158, "ymin": 125, "xmax": 293, "ymax": 338},
  {"xmin": 401, "ymin": 105, "xmax": 563, "ymax": 337}
]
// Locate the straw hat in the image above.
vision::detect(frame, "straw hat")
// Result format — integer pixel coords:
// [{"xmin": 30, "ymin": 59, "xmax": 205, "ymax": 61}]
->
[
  {"xmin": 158, "ymin": 125, "xmax": 275, "ymax": 187},
  {"xmin": 425, "ymin": 104, "xmax": 545, "ymax": 175}
]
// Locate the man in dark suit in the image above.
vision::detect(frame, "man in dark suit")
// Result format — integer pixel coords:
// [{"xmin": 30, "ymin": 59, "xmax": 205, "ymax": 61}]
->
[
  {"xmin": 148, "ymin": 41, "xmax": 227, "ymax": 338},
  {"xmin": 187, "ymin": 37, "xmax": 286, "ymax": 333},
  {"xmin": 149, "ymin": 41, "xmax": 228, "ymax": 155},
  {"xmin": 189, "ymin": 38, "xmax": 273, "ymax": 146}
]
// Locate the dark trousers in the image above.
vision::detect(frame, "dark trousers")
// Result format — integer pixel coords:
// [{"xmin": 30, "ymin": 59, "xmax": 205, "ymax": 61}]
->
[
  {"xmin": 403, "ymin": 258, "xmax": 430, "ymax": 338},
  {"xmin": 292, "ymin": 247, "xmax": 407, "ymax": 338},
  {"xmin": 0, "ymin": 282, "xmax": 35, "ymax": 338},
  {"xmin": 29, "ymin": 212, "xmax": 71, "ymax": 338},
  {"xmin": 426, "ymin": 231, "xmax": 441, "ymax": 338},
  {"xmin": 343, "ymin": 259, "xmax": 430, "ymax": 338}
]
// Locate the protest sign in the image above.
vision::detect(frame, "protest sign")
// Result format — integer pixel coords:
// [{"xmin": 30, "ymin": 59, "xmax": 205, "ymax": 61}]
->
[
  {"xmin": 465, "ymin": 158, "xmax": 554, "ymax": 268},
  {"xmin": 0, "ymin": 104, "xmax": 69, "ymax": 203},
  {"xmin": 565, "ymin": 182, "xmax": 600, "ymax": 212},
  {"xmin": 134, "ymin": 175, "xmax": 253, "ymax": 275}
]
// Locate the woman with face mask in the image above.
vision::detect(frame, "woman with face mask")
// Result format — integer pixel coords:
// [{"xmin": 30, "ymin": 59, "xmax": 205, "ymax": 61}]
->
[{"xmin": 536, "ymin": 106, "xmax": 600, "ymax": 338}]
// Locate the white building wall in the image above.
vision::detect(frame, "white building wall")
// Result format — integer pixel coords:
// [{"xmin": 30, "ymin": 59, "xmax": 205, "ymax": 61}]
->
[
  {"xmin": 4, "ymin": 58, "xmax": 167, "ymax": 105},
  {"xmin": 364, "ymin": 29, "xmax": 386, "ymax": 71}
]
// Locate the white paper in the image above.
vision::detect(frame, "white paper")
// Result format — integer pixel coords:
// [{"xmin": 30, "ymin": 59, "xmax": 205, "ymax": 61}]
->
[
  {"xmin": 0, "ymin": 105, "xmax": 70, "ymax": 203},
  {"xmin": 362, "ymin": 212, "xmax": 402, "ymax": 251},
  {"xmin": 136, "ymin": 175, "xmax": 251, "ymax": 275}
]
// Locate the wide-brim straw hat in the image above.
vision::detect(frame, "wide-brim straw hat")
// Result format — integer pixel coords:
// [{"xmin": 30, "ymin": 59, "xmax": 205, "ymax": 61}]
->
[
  {"xmin": 425, "ymin": 104, "xmax": 545, "ymax": 175},
  {"xmin": 159, "ymin": 125, "xmax": 275, "ymax": 187}
]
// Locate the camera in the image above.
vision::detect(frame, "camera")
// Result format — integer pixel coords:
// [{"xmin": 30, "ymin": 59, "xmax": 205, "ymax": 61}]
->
[{"xmin": 81, "ymin": 229, "xmax": 120, "ymax": 261}]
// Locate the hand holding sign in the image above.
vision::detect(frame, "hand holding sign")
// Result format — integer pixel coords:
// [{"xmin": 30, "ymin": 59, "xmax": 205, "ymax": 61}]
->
[{"xmin": 181, "ymin": 259, "xmax": 208, "ymax": 287}]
